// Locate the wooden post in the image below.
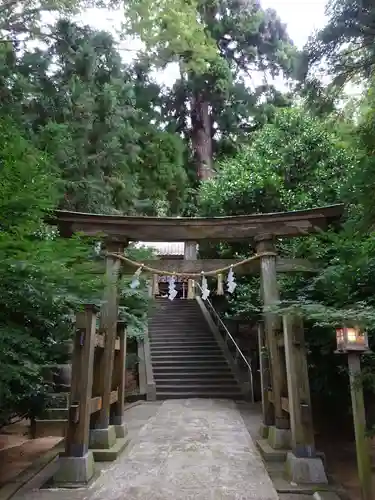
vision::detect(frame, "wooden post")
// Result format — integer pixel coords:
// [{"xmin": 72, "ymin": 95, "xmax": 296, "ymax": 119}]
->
[
  {"xmin": 256, "ymin": 236, "xmax": 289, "ymax": 429},
  {"xmin": 283, "ymin": 314, "xmax": 315, "ymax": 457},
  {"xmin": 66, "ymin": 305, "xmax": 98, "ymax": 457},
  {"xmin": 111, "ymin": 320, "xmax": 127, "ymax": 434},
  {"xmin": 152, "ymin": 274, "xmax": 159, "ymax": 296},
  {"xmin": 185, "ymin": 241, "xmax": 197, "ymax": 299},
  {"xmin": 258, "ymin": 322, "xmax": 273, "ymax": 427},
  {"xmin": 348, "ymin": 353, "xmax": 373, "ymax": 500},
  {"xmin": 92, "ymin": 241, "xmax": 125, "ymax": 432}
]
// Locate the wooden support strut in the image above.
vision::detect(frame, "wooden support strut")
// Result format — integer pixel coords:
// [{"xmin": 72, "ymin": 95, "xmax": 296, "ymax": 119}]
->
[
  {"xmin": 111, "ymin": 320, "xmax": 127, "ymax": 426},
  {"xmin": 283, "ymin": 314, "xmax": 315, "ymax": 457},
  {"xmin": 256, "ymin": 236, "xmax": 289, "ymax": 430},
  {"xmin": 184, "ymin": 241, "xmax": 197, "ymax": 299},
  {"xmin": 66, "ymin": 305, "xmax": 98, "ymax": 457},
  {"xmin": 258, "ymin": 322, "xmax": 273, "ymax": 426},
  {"xmin": 92, "ymin": 241, "xmax": 125, "ymax": 430},
  {"xmin": 348, "ymin": 353, "xmax": 373, "ymax": 500}
]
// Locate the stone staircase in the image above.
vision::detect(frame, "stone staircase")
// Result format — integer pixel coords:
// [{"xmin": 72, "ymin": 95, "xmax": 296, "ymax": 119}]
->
[
  {"xmin": 148, "ymin": 298, "xmax": 244, "ymax": 400},
  {"xmin": 33, "ymin": 393, "xmax": 68, "ymax": 438}
]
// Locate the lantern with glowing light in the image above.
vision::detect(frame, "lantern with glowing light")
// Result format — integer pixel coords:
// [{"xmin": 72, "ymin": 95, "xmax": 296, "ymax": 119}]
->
[{"xmin": 335, "ymin": 326, "xmax": 369, "ymax": 353}]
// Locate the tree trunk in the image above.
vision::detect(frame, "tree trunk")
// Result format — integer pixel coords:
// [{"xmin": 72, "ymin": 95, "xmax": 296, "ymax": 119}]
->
[{"xmin": 191, "ymin": 92, "xmax": 214, "ymax": 180}]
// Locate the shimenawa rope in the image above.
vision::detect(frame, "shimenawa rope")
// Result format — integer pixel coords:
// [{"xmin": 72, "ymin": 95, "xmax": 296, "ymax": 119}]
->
[{"xmin": 105, "ymin": 251, "xmax": 277, "ymax": 278}]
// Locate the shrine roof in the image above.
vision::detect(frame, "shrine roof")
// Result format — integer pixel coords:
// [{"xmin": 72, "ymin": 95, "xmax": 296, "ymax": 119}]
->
[
  {"xmin": 135, "ymin": 242, "xmax": 185, "ymax": 256},
  {"xmin": 51, "ymin": 204, "xmax": 344, "ymax": 242}
]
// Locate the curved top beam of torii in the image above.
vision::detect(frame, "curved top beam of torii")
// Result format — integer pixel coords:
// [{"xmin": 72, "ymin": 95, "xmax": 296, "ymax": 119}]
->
[{"xmin": 50, "ymin": 204, "xmax": 344, "ymax": 242}]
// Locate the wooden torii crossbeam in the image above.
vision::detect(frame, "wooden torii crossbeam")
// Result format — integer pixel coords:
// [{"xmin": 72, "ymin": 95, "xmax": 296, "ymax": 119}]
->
[{"xmin": 50, "ymin": 204, "xmax": 344, "ymax": 242}]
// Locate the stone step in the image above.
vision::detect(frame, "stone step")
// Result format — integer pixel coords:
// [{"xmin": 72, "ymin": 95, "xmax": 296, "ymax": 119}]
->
[
  {"xmin": 151, "ymin": 336, "xmax": 215, "ymax": 342},
  {"xmin": 150, "ymin": 338, "xmax": 215, "ymax": 343},
  {"xmin": 150, "ymin": 310, "xmax": 203, "ymax": 314},
  {"xmin": 151, "ymin": 308, "xmax": 203, "ymax": 312},
  {"xmin": 150, "ymin": 328, "xmax": 214, "ymax": 340},
  {"xmin": 151, "ymin": 324, "xmax": 208, "ymax": 328},
  {"xmin": 152, "ymin": 354, "xmax": 226, "ymax": 360},
  {"xmin": 151, "ymin": 353, "xmax": 225, "ymax": 360},
  {"xmin": 155, "ymin": 376, "xmax": 237, "ymax": 391},
  {"xmin": 150, "ymin": 312, "xmax": 203, "ymax": 316},
  {"xmin": 41, "ymin": 408, "xmax": 69, "ymax": 419},
  {"xmin": 150, "ymin": 325, "xmax": 210, "ymax": 328},
  {"xmin": 33, "ymin": 419, "xmax": 67, "ymax": 438},
  {"xmin": 152, "ymin": 364, "xmax": 232, "ymax": 372},
  {"xmin": 151, "ymin": 316, "xmax": 204, "ymax": 320},
  {"xmin": 152, "ymin": 361, "xmax": 229, "ymax": 369},
  {"xmin": 151, "ymin": 342, "xmax": 218, "ymax": 346},
  {"xmin": 151, "ymin": 345, "xmax": 224, "ymax": 357},
  {"xmin": 150, "ymin": 333, "xmax": 212, "ymax": 338},
  {"xmin": 151, "ymin": 314, "xmax": 203, "ymax": 318},
  {"xmin": 156, "ymin": 383, "xmax": 240, "ymax": 393},
  {"xmin": 150, "ymin": 325, "xmax": 210, "ymax": 330},
  {"xmin": 151, "ymin": 309, "xmax": 201, "ymax": 313},
  {"xmin": 44, "ymin": 392, "xmax": 70, "ymax": 408},
  {"xmin": 153, "ymin": 371, "xmax": 234, "ymax": 378},
  {"xmin": 150, "ymin": 326, "xmax": 211, "ymax": 330},
  {"xmin": 150, "ymin": 330, "xmax": 211, "ymax": 335},
  {"xmin": 150, "ymin": 330, "xmax": 212, "ymax": 334},
  {"xmin": 149, "ymin": 298, "xmax": 243, "ymax": 399},
  {"xmin": 151, "ymin": 310, "xmax": 202, "ymax": 314},
  {"xmin": 151, "ymin": 346, "xmax": 219, "ymax": 351},
  {"xmin": 156, "ymin": 391, "xmax": 243, "ymax": 400},
  {"xmin": 151, "ymin": 317, "xmax": 207, "ymax": 320},
  {"xmin": 152, "ymin": 299, "xmax": 199, "ymax": 303},
  {"xmin": 151, "ymin": 348, "xmax": 222, "ymax": 354},
  {"xmin": 150, "ymin": 341, "xmax": 218, "ymax": 347}
]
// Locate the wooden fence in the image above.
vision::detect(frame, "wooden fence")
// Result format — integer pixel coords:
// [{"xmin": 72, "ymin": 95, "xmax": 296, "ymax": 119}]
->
[{"xmin": 64, "ymin": 304, "xmax": 126, "ymax": 459}]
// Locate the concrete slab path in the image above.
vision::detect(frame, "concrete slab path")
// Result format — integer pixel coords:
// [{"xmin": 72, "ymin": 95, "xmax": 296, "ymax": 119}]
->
[{"xmin": 15, "ymin": 399, "xmax": 279, "ymax": 500}]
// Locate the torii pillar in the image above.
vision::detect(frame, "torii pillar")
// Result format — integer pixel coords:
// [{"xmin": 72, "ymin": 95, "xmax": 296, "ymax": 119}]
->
[
  {"xmin": 89, "ymin": 240, "xmax": 128, "ymax": 453},
  {"xmin": 255, "ymin": 235, "xmax": 291, "ymax": 449},
  {"xmin": 185, "ymin": 242, "xmax": 197, "ymax": 299}
]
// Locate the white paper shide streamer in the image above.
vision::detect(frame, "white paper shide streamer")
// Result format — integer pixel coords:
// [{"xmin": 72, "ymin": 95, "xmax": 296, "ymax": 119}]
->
[
  {"xmin": 130, "ymin": 266, "xmax": 143, "ymax": 289},
  {"xmin": 227, "ymin": 266, "xmax": 237, "ymax": 294},
  {"xmin": 168, "ymin": 275, "xmax": 178, "ymax": 301},
  {"xmin": 201, "ymin": 272, "xmax": 210, "ymax": 300}
]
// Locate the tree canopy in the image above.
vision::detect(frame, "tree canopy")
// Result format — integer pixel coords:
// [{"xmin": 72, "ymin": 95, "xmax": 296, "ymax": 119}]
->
[
  {"xmin": 199, "ymin": 107, "xmax": 355, "ymax": 216},
  {"xmin": 125, "ymin": 0, "xmax": 296, "ymax": 181},
  {"xmin": 301, "ymin": 0, "xmax": 375, "ymax": 86},
  {"xmin": 2, "ymin": 0, "xmax": 375, "ymax": 430}
]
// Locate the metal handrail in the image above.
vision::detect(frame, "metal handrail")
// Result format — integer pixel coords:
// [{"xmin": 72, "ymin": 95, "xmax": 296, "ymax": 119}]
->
[{"xmin": 193, "ymin": 281, "xmax": 254, "ymax": 403}]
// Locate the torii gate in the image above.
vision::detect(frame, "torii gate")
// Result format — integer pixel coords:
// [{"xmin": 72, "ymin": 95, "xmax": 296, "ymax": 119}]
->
[{"xmin": 48, "ymin": 204, "xmax": 344, "ymax": 487}]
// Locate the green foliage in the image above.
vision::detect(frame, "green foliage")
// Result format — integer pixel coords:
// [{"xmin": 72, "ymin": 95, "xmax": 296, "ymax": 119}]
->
[
  {"xmin": 118, "ymin": 245, "xmax": 157, "ymax": 341},
  {"xmin": 197, "ymin": 103, "xmax": 375, "ymax": 415},
  {"xmin": 347, "ymin": 80, "xmax": 375, "ymax": 228},
  {"xmin": 0, "ymin": 0, "xmax": 120, "ymax": 41},
  {"xmin": 301, "ymin": 0, "xmax": 375, "ymax": 85},
  {"xmin": 124, "ymin": 0, "xmax": 296, "ymax": 183},
  {"xmin": 5, "ymin": 0, "xmax": 375, "ymax": 428},
  {"xmin": 0, "ymin": 3, "xmax": 192, "ymax": 425},
  {"xmin": 4, "ymin": 19, "xmax": 188, "ymax": 215},
  {"xmin": 0, "ymin": 117, "xmax": 102, "ymax": 426},
  {"xmin": 199, "ymin": 107, "xmax": 355, "ymax": 216},
  {"xmin": 0, "ymin": 119, "xmax": 57, "ymax": 232},
  {"xmin": 123, "ymin": 0, "xmax": 219, "ymax": 74}
]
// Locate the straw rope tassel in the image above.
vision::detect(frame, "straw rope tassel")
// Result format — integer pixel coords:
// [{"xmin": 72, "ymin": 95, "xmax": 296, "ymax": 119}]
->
[
  {"xmin": 216, "ymin": 273, "xmax": 224, "ymax": 295},
  {"xmin": 152, "ymin": 274, "xmax": 159, "ymax": 296},
  {"xmin": 187, "ymin": 279, "xmax": 195, "ymax": 299}
]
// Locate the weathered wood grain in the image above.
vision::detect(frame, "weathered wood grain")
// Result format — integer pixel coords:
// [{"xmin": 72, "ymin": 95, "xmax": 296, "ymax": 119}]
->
[{"xmin": 51, "ymin": 204, "xmax": 344, "ymax": 242}]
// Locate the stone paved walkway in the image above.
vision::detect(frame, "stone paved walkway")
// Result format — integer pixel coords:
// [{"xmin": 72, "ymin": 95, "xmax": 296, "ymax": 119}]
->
[{"xmin": 16, "ymin": 399, "xmax": 279, "ymax": 500}]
